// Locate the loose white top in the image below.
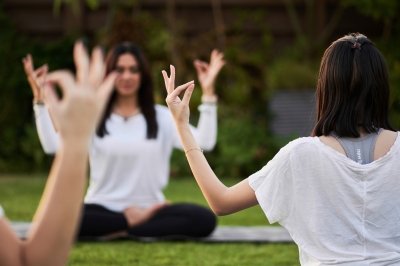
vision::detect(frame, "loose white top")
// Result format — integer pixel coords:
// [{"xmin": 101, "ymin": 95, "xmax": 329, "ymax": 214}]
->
[
  {"xmin": 0, "ymin": 205, "xmax": 4, "ymax": 219},
  {"xmin": 34, "ymin": 104, "xmax": 217, "ymax": 211},
  {"xmin": 249, "ymin": 134, "xmax": 400, "ymax": 265}
]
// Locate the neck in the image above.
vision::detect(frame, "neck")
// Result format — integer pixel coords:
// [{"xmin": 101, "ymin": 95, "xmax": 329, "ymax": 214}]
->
[
  {"xmin": 358, "ymin": 126, "xmax": 368, "ymax": 137},
  {"xmin": 114, "ymin": 94, "xmax": 140, "ymax": 118},
  {"xmin": 115, "ymin": 94, "xmax": 139, "ymax": 109}
]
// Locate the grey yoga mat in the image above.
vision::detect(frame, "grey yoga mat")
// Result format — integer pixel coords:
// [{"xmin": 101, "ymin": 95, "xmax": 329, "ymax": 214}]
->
[{"xmin": 10, "ymin": 222, "xmax": 293, "ymax": 243}]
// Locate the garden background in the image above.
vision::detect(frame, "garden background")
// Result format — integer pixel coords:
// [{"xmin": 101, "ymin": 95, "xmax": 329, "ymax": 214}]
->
[{"xmin": 0, "ymin": 0, "xmax": 400, "ymax": 264}]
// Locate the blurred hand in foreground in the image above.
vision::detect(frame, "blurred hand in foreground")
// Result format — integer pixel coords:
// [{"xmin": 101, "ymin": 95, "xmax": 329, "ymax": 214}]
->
[{"xmin": 44, "ymin": 40, "xmax": 119, "ymax": 143}]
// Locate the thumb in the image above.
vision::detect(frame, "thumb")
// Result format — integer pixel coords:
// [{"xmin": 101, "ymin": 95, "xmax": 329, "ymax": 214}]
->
[{"xmin": 44, "ymin": 82, "xmax": 60, "ymax": 115}]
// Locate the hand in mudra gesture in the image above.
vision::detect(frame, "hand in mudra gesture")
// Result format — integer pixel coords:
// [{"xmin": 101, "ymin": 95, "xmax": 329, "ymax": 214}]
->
[
  {"xmin": 162, "ymin": 65, "xmax": 195, "ymax": 125},
  {"xmin": 43, "ymin": 41, "xmax": 118, "ymax": 142},
  {"xmin": 194, "ymin": 49, "xmax": 225, "ymax": 97},
  {"xmin": 22, "ymin": 54, "xmax": 48, "ymax": 102}
]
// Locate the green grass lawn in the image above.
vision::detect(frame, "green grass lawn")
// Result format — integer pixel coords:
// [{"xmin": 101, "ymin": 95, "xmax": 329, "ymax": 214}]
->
[{"xmin": 0, "ymin": 175, "xmax": 299, "ymax": 265}]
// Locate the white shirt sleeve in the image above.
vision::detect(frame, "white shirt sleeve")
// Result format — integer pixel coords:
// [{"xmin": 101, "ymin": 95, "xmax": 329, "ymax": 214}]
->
[
  {"xmin": 172, "ymin": 103, "xmax": 217, "ymax": 151},
  {"xmin": 34, "ymin": 105, "xmax": 60, "ymax": 154},
  {"xmin": 248, "ymin": 142, "xmax": 295, "ymax": 224},
  {"xmin": 0, "ymin": 204, "xmax": 4, "ymax": 219}
]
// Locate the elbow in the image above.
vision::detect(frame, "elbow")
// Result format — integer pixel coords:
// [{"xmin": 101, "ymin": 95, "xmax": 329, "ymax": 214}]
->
[
  {"xmin": 211, "ymin": 206, "xmax": 231, "ymax": 216},
  {"xmin": 43, "ymin": 146, "xmax": 57, "ymax": 155}
]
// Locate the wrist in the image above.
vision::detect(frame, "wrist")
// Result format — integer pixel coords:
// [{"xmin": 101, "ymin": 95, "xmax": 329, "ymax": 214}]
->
[
  {"xmin": 61, "ymin": 135, "xmax": 91, "ymax": 150},
  {"xmin": 33, "ymin": 98, "xmax": 45, "ymax": 106},
  {"xmin": 201, "ymin": 94, "xmax": 218, "ymax": 104}
]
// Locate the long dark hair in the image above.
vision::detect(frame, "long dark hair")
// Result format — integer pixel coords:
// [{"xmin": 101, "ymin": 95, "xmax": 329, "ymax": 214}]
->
[
  {"xmin": 312, "ymin": 33, "xmax": 396, "ymax": 137},
  {"xmin": 96, "ymin": 42, "xmax": 158, "ymax": 139}
]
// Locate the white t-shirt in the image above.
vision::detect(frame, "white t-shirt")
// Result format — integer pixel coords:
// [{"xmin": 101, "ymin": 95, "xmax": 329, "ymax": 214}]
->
[
  {"xmin": 34, "ymin": 104, "xmax": 217, "ymax": 211},
  {"xmin": 249, "ymin": 134, "xmax": 400, "ymax": 265}
]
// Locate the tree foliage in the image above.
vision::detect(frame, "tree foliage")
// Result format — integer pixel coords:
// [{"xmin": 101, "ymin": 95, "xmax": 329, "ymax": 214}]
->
[{"xmin": 342, "ymin": 0, "xmax": 400, "ymax": 20}]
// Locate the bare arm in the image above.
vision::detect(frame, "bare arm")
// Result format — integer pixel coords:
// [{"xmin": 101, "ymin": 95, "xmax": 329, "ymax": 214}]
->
[
  {"xmin": 0, "ymin": 41, "xmax": 118, "ymax": 266},
  {"xmin": 162, "ymin": 66, "xmax": 258, "ymax": 216},
  {"xmin": 0, "ymin": 141, "xmax": 88, "ymax": 266}
]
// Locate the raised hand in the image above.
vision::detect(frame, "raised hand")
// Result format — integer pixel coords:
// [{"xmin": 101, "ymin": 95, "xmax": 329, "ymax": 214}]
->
[
  {"xmin": 193, "ymin": 49, "xmax": 225, "ymax": 97},
  {"xmin": 22, "ymin": 54, "xmax": 48, "ymax": 102},
  {"xmin": 162, "ymin": 65, "xmax": 195, "ymax": 124},
  {"xmin": 43, "ymin": 41, "xmax": 118, "ymax": 143}
]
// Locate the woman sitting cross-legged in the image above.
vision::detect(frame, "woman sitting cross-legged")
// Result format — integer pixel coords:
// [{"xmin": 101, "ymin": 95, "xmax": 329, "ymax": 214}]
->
[
  {"xmin": 23, "ymin": 43, "xmax": 225, "ymax": 239},
  {"xmin": 163, "ymin": 33, "xmax": 400, "ymax": 265}
]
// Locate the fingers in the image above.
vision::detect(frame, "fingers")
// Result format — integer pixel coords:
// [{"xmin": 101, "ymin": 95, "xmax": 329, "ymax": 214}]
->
[
  {"xmin": 73, "ymin": 40, "xmax": 90, "ymax": 87},
  {"xmin": 181, "ymin": 84, "xmax": 195, "ymax": 106},
  {"xmin": 211, "ymin": 49, "xmax": 224, "ymax": 62},
  {"xmin": 161, "ymin": 70, "xmax": 171, "ymax": 93},
  {"xmin": 22, "ymin": 54, "xmax": 34, "ymax": 75},
  {"xmin": 194, "ymin": 60, "xmax": 208, "ymax": 73},
  {"xmin": 43, "ymin": 82, "xmax": 59, "ymax": 113},
  {"xmin": 169, "ymin": 80, "xmax": 194, "ymax": 99},
  {"xmin": 97, "ymin": 71, "xmax": 119, "ymax": 100},
  {"xmin": 89, "ymin": 46, "xmax": 105, "ymax": 90},
  {"xmin": 45, "ymin": 71, "xmax": 75, "ymax": 97},
  {"xmin": 34, "ymin": 64, "xmax": 48, "ymax": 78},
  {"xmin": 169, "ymin": 65, "xmax": 175, "ymax": 94}
]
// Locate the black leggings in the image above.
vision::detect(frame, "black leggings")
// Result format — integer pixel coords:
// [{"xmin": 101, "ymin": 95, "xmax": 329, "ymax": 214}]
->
[{"xmin": 78, "ymin": 203, "xmax": 217, "ymax": 238}]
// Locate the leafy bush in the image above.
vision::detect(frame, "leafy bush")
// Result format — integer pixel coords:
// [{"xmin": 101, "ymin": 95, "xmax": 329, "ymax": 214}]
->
[
  {"xmin": 0, "ymin": 5, "xmax": 75, "ymax": 172},
  {"xmin": 170, "ymin": 104, "xmax": 295, "ymax": 178}
]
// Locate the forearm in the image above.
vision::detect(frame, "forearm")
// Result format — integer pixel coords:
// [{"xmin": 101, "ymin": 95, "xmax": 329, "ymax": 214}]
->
[
  {"xmin": 24, "ymin": 140, "xmax": 88, "ymax": 265},
  {"xmin": 194, "ymin": 104, "xmax": 217, "ymax": 151},
  {"xmin": 176, "ymin": 123, "xmax": 256, "ymax": 215},
  {"xmin": 34, "ymin": 105, "xmax": 60, "ymax": 154}
]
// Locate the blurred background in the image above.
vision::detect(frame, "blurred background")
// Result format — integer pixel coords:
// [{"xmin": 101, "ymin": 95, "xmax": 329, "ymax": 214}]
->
[{"xmin": 1, "ymin": 0, "xmax": 400, "ymax": 177}]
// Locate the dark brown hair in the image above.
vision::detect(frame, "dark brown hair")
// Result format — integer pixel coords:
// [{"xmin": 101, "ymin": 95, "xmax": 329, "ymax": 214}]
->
[
  {"xmin": 96, "ymin": 42, "xmax": 158, "ymax": 139},
  {"xmin": 312, "ymin": 33, "xmax": 396, "ymax": 137}
]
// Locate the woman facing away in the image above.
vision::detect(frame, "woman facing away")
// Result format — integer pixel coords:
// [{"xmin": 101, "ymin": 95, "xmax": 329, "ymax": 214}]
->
[
  {"xmin": 1, "ymin": 41, "xmax": 120, "ymax": 266},
  {"xmin": 23, "ymin": 42, "xmax": 225, "ymax": 238},
  {"xmin": 163, "ymin": 33, "xmax": 400, "ymax": 265}
]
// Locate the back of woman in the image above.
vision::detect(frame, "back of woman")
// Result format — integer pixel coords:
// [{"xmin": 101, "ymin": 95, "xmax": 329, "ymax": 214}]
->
[
  {"xmin": 250, "ymin": 33, "xmax": 400, "ymax": 265},
  {"xmin": 250, "ymin": 134, "xmax": 400, "ymax": 264},
  {"xmin": 161, "ymin": 32, "xmax": 400, "ymax": 266}
]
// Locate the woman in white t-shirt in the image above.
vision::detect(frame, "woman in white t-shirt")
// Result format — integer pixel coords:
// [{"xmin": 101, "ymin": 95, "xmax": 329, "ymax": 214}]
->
[
  {"xmin": 163, "ymin": 33, "xmax": 400, "ymax": 265},
  {"xmin": 23, "ymin": 42, "xmax": 225, "ymax": 238}
]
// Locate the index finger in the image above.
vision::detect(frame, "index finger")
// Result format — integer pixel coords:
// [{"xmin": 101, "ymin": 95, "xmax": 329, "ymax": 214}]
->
[
  {"xmin": 169, "ymin": 65, "xmax": 175, "ymax": 94},
  {"xmin": 161, "ymin": 70, "xmax": 172, "ymax": 94},
  {"xmin": 45, "ymin": 70, "xmax": 75, "ymax": 97},
  {"xmin": 73, "ymin": 40, "xmax": 90, "ymax": 87},
  {"xmin": 22, "ymin": 54, "xmax": 34, "ymax": 75}
]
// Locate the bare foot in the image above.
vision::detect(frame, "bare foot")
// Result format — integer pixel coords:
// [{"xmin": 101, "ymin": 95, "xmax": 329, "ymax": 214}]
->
[
  {"xmin": 103, "ymin": 230, "xmax": 128, "ymax": 238},
  {"xmin": 123, "ymin": 202, "xmax": 170, "ymax": 228}
]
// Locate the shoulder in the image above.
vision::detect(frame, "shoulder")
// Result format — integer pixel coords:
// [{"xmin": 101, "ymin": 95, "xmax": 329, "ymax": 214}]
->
[
  {"xmin": 155, "ymin": 104, "xmax": 169, "ymax": 112},
  {"xmin": 155, "ymin": 104, "xmax": 172, "ymax": 117},
  {"xmin": 155, "ymin": 104, "xmax": 172, "ymax": 118},
  {"xmin": 154, "ymin": 104, "xmax": 174, "ymax": 128},
  {"xmin": 271, "ymin": 137, "xmax": 317, "ymax": 163},
  {"xmin": 280, "ymin": 137, "xmax": 318, "ymax": 154},
  {"xmin": 375, "ymin": 130, "xmax": 399, "ymax": 159}
]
